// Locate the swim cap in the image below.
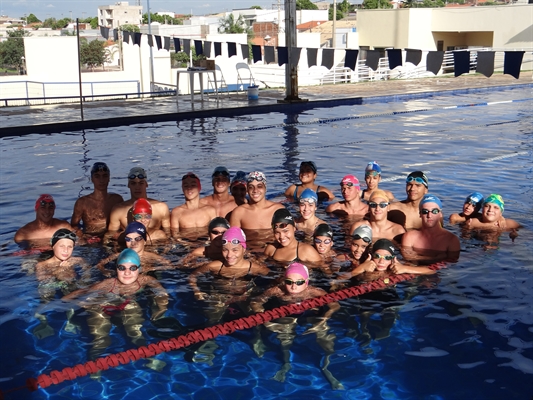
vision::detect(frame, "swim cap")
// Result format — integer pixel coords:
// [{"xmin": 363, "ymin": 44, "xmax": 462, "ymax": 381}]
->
[
  {"xmin": 231, "ymin": 171, "xmax": 248, "ymax": 188},
  {"xmin": 35, "ymin": 194, "xmax": 55, "ymax": 210},
  {"xmin": 212, "ymin": 166, "xmax": 230, "ymax": 178},
  {"xmin": 314, "ymin": 223, "xmax": 333, "ymax": 239},
  {"xmin": 285, "ymin": 262, "xmax": 309, "ymax": 280},
  {"xmin": 247, "ymin": 171, "xmax": 267, "ymax": 186},
  {"xmin": 91, "ymin": 162, "xmax": 110, "ymax": 175},
  {"xmin": 124, "ymin": 221, "xmax": 147, "ymax": 241},
  {"xmin": 222, "ymin": 227, "xmax": 247, "ymax": 249},
  {"xmin": 484, "ymin": 194, "xmax": 504, "ymax": 213},
  {"xmin": 300, "ymin": 188, "xmax": 318, "ymax": 203},
  {"xmin": 272, "ymin": 208, "xmax": 295, "ymax": 226},
  {"xmin": 419, "ymin": 194, "xmax": 443, "ymax": 209},
  {"xmin": 372, "ymin": 239, "xmax": 396, "ymax": 256},
  {"xmin": 132, "ymin": 198, "xmax": 152, "ymax": 215},
  {"xmin": 128, "ymin": 167, "xmax": 147, "ymax": 180},
  {"xmin": 369, "ymin": 189, "xmax": 389, "ymax": 202},
  {"xmin": 300, "ymin": 161, "xmax": 317, "ymax": 174},
  {"xmin": 117, "ymin": 248, "xmax": 141, "ymax": 267},
  {"xmin": 365, "ymin": 161, "xmax": 382, "ymax": 175},
  {"xmin": 340, "ymin": 175, "xmax": 360, "ymax": 187},
  {"xmin": 465, "ymin": 192, "xmax": 484, "ymax": 206},
  {"xmin": 352, "ymin": 224, "xmax": 372, "ymax": 243},
  {"xmin": 50, "ymin": 228, "xmax": 76, "ymax": 247},
  {"xmin": 182, "ymin": 172, "xmax": 201, "ymax": 191},
  {"xmin": 407, "ymin": 171, "xmax": 428, "ymax": 188},
  {"xmin": 208, "ymin": 217, "xmax": 230, "ymax": 231}
]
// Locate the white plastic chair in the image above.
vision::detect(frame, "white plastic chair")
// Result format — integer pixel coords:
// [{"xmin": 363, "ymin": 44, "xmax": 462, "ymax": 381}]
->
[
  {"xmin": 206, "ymin": 64, "xmax": 229, "ymax": 96},
  {"xmin": 236, "ymin": 62, "xmax": 256, "ymax": 91}
]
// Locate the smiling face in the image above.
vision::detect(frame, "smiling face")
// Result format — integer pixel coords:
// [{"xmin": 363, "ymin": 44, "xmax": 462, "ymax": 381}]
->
[
  {"xmin": 372, "ymin": 249, "xmax": 393, "ymax": 271},
  {"xmin": 52, "ymin": 238, "xmax": 74, "ymax": 261},
  {"xmin": 365, "ymin": 172, "xmax": 380, "ymax": 191},
  {"xmin": 369, "ymin": 196, "xmax": 389, "ymax": 221},
  {"xmin": 212, "ymin": 173, "xmax": 230, "ymax": 194},
  {"xmin": 299, "ymin": 165, "xmax": 317, "ymax": 184},
  {"xmin": 285, "ymin": 272, "xmax": 308, "ymax": 295},
  {"xmin": 222, "ymin": 242, "xmax": 245, "ymax": 266},
  {"xmin": 463, "ymin": 202, "xmax": 477, "ymax": 216},
  {"xmin": 36, "ymin": 201, "xmax": 56, "ymax": 222},
  {"xmin": 247, "ymin": 181, "xmax": 266, "ymax": 203},
  {"xmin": 117, "ymin": 262, "xmax": 140, "ymax": 285},
  {"xmin": 274, "ymin": 223, "xmax": 296, "ymax": 247},
  {"xmin": 406, "ymin": 182, "xmax": 428, "ymax": 202},
  {"xmin": 482, "ymin": 202, "xmax": 502, "ymax": 223},
  {"xmin": 314, "ymin": 235, "xmax": 333, "ymax": 255},
  {"xmin": 299, "ymin": 200, "xmax": 317, "ymax": 220},
  {"xmin": 351, "ymin": 238, "xmax": 369, "ymax": 260}
]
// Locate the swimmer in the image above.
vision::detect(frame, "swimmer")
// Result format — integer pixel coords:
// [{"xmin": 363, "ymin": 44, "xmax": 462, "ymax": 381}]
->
[
  {"xmin": 229, "ymin": 171, "xmax": 285, "ymax": 231},
  {"xmin": 200, "ymin": 166, "xmax": 239, "ymax": 218},
  {"xmin": 401, "ymin": 194, "xmax": 461, "ymax": 263},
  {"xmin": 97, "ymin": 222, "xmax": 171, "ymax": 276},
  {"xmin": 350, "ymin": 189, "xmax": 405, "ymax": 243},
  {"xmin": 250, "ymin": 263, "xmax": 342, "ymax": 389},
  {"xmin": 284, "ymin": 161, "xmax": 334, "ymax": 202},
  {"xmin": 63, "ymin": 249, "xmax": 169, "ymax": 363},
  {"xmin": 129, "ymin": 198, "xmax": 168, "ymax": 242},
  {"xmin": 229, "ymin": 171, "xmax": 248, "ymax": 206},
  {"xmin": 106, "ymin": 167, "xmax": 170, "ymax": 242},
  {"xmin": 361, "ymin": 162, "xmax": 395, "ymax": 202},
  {"xmin": 465, "ymin": 194, "xmax": 521, "ymax": 232},
  {"xmin": 15, "ymin": 194, "xmax": 72, "ymax": 246},
  {"xmin": 171, "ymin": 172, "xmax": 217, "ymax": 237},
  {"xmin": 449, "ymin": 192, "xmax": 484, "ymax": 225},
  {"xmin": 325, "ymin": 175, "xmax": 368, "ymax": 217},
  {"xmin": 337, "ymin": 225, "xmax": 373, "ymax": 266},
  {"xmin": 388, "ymin": 171, "xmax": 429, "ymax": 230},
  {"xmin": 294, "ymin": 189, "xmax": 325, "ymax": 235},
  {"xmin": 264, "ymin": 208, "xmax": 323, "ymax": 265},
  {"xmin": 184, "ymin": 217, "xmax": 230, "ymax": 265},
  {"xmin": 71, "ymin": 162, "xmax": 124, "ymax": 237},
  {"xmin": 313, "ymin": 223, "xmax": 337, "ymax": 260}
]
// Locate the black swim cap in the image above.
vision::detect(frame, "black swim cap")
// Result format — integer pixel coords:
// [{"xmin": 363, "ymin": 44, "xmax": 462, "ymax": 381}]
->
[
  {"xmin": 314, "ymin": 223, "xmax": 333, "ymax": 238},
  {"xmin": 208, "ymin": 217, "xmax": 230, "ymax": 231},
  {"xmin": 51, "ymin": 228, "xmax": 77, "ymax": 247},
  {"xmin": 271, "ymin": 208, "xmax": 295, "ymax": 226},
  {"xmin": 372, "ymin": 239, "xmax": 396, "ymax": 256}
]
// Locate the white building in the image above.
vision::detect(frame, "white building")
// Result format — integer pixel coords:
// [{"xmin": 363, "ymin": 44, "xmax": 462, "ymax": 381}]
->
[{"xmin": 98, "ymin": 1, "xmax": 143, "ymax": 29}]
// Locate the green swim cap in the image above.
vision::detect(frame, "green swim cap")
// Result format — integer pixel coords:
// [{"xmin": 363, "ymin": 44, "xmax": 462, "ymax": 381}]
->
[{"xmin": 484, "ymin": 194, "xmax": 504, "ymax": 213}]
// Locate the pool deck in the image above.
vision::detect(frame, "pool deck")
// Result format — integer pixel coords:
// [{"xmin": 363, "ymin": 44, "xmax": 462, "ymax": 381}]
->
[{"xmin": 0, "ymin": 73, "xmax": 531, "ymax": 137}]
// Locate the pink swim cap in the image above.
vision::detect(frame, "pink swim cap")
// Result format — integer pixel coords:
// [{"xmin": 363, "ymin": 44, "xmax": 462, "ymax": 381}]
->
[
  {"xmin": 285, "ymin": 262, "xmax": 309, "ymax": 280},
  {"xmin": 341, "ymin": 175, "xmax": 360, "ymax": 187},
  {"xmin": 222, "ymin": 227, "xmax": 247, "ymax": 249},
  {"xmin": 133, "ymin": 198, "xmax": 152, "ymax": 214}
]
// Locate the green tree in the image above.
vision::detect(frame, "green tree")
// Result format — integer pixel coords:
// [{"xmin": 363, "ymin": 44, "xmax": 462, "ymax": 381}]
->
[
  {"xmin": 250, "ymin": 5, "xmax": 263, "ymax": 9},
  {"xmin": 218, "ymin": 14, "xmax": 254, "ymax": 41},
  {"xmin": 120, "ymin": 24, "xmax": 140, "ymax": 33},
  {"xmin": 0, "ymin": 29, "xmax": 31, "ymax": 70},
  {"xmin": 142, "ymin": 13, "xmax": 183, "ymax": 25},
  {"xmin": 329, "ymin": 0, "xmax": 353, "ymax": 19},
  {"xmin": 296, "ymin": 0, "xmax": 319, "ymax": 9},
  {"xmin": 363, "ymin": 0, "xmax": 393, "ymax": 9},
  {"xmin": 80, "ymin": 39, "xmax": 109, "ymax": 71},
  {"xmin": 25, "ymin": 13, "xmax": 41, "ymax": 24}
]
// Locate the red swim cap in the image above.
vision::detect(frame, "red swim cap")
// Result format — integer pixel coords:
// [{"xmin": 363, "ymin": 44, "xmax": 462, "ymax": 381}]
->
[
  {"xmin": 132, "ymin": 198, "xmax": 152, "ymax": 214},
  {"xmin": 35, "ymin": 194, "xmax": 55, "ymax": 210}
]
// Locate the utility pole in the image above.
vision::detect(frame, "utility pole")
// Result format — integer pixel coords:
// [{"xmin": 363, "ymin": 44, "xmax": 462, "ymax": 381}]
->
[
  {"xmin": 146, "ymin": 0, "xmax": 155, "ymax": 92},
  {"xmin": 281, "ymin": 0, "xmax": 306, "ymax": 103},
  {"xmin": 332, "ymin": 0, "xmax": 336, "ymax": 48}
]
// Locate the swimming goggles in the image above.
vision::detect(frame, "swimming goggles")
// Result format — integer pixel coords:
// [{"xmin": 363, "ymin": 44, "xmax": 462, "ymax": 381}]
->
[
  {"xmin": 125, "ymin": 236, "xmax": 144, "ymax": 243},
  {"xmin": 182, "ymin": 173, "xmax": 199, "ymax": 181},
  {"xmin": 353, "ymin": 234, "xmax": 371, "ymax": 243},
  {"xmin": 91, "ymin": 162, "xmax": 109, "ymax": 175},
  {"xmin": 117, "ymin": 265, "xmax": 140, "ymax": 271},
  {"xmin": 54, "ymin": 230, "xmax": 77, "ymax": 242},
  {"xmin": 213, "ymin": 171, "xmax": 230, "ymax": 178},
  {"xmin": 421, "ymin": 208, "xmax": 441, "ymax": 215},
  {"xmin": 314, "ymin": 238, "xmax": 332, "ymax": 245},
  {"xmin": 372, "ymin": 253, "xmax": 394, "ymax": 261},
  {"xmin": 133, "ymin": 213, "xmax": 152, "ymax": 220},
  {"xmin": 210, "ymin": 229, "xmax": 226, "ymax": 236},
  {"xmin": 39, "ymin": 200, "xmax": 56, "ymax": 208},
  {"xmin": 222, "ymin": 238, "xmax": 243, "ymax": 246},
  {"xmin": 284, "ymin": 279, "xmax": 307, "ymax": 286},
  {"xmin": 247, "ymin": 172, "xmax": 267, "ymax": 184},
  {"xmin": 365, "ymin": 171, "xmax": 380, "ymax": 177},
  {"xmin": 465, "ymin": 200, "xmax": 479, "ymax": 206},
  {"xmin": 129, "ymin": 173, "xmax": 147, "ymax": 180},
  {"xmin": 299, "ymin": 198, "xmax": 316, "ymax": 205},
  {"xmin": 406, "ymin": 176, "xmax": 427, "ymax": 186},
  {"xmin": 341, "ymin": 182, "xmax": 356, "ymax": 188},
  {"xmin": 368, "ymin": 202, "xmax": 389, "ymax": 209},
  {"xmin": 273, "ymin": 223, "xmax": 292, "ymax": 230}
]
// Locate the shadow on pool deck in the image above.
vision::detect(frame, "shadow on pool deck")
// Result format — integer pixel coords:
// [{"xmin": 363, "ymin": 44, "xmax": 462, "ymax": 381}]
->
[{"xmin": 0, "ymin": 73, "xmax": 531, "ymax": 137}]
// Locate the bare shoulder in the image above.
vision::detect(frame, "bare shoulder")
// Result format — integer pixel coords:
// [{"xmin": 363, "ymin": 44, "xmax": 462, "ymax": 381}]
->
[
  {"xmin": 285, "ymin": 184, "xmax": 297, "ymax": 197},
  {"xmin": 325, "ymin": 201, "xmax": 342, "ymax": 212},
  {"xmin": 307, "ymin": 286, "xmax": 327, "ymax": 297}
]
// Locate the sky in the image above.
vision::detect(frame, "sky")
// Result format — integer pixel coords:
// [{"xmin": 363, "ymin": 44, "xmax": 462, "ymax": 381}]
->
[{"xmin": 0, "ymin": 0, "xmax": 286, "ymax": 20}]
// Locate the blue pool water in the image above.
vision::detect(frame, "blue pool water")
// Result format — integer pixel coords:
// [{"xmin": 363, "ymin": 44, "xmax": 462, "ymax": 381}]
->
[{"xmin": 0, "ymin": 86, "xmax": 532, "ymax": 399}]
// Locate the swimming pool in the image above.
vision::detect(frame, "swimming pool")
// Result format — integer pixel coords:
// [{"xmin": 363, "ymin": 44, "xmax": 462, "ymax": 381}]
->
[{"xmin": 0, "ymin": 85, "xmax": 531, "ymax": 399}]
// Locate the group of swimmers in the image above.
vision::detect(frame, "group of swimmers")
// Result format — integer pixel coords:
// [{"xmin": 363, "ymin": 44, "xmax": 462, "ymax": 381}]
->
[{"xmin": 15, "ymin": 160, "xmax": 521, "ymax": 384}]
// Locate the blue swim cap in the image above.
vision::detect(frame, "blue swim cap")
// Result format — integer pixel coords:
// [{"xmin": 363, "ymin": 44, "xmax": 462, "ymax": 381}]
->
[
  {"xmin": 300, "ymin": 188, "xmax": 318, "ymax": 203},
  {"xmin": 365, "ymin": 161, "xmax": 382, "ymax": 175},
  {"xmin": 419, "ymin": 194, "xmax": 443, "ymax": 209},
  {"xmin": 117, "ymin": 248, "xmax": 141, "ymax": 267},
  {"xmin": 124, "ymin": 221, "xmax": 147, "ymax": 241},
  {"xmin": 465, "ymin": 192, "xmax": 484, "ymax": 210}
]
